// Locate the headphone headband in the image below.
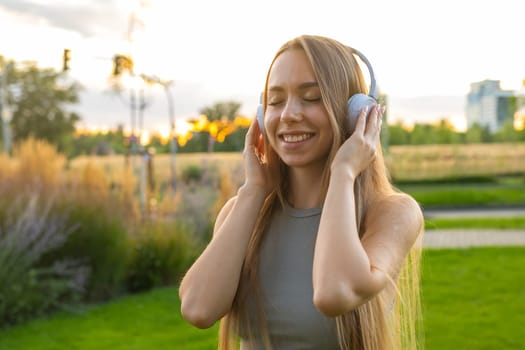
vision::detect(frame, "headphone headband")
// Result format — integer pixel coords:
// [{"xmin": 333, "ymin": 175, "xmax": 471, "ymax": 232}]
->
[
  {"xmin": 256, "ymin": 44, "xmax": 379, "ymax": 137},
  {"xmin": 350, "ymin": 47, "xmax": 378, "ymax": 100}
]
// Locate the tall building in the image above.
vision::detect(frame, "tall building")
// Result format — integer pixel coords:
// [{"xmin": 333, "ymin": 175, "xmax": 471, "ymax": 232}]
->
[{"xmin": 466, "ymin": 79, "xmax": 516, "ymax": 132}]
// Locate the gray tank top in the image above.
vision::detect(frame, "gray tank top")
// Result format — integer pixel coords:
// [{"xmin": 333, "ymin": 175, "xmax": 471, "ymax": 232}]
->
[{"xmin": 240, "ymin": 203, "xmax": 339, "ymax": 349}]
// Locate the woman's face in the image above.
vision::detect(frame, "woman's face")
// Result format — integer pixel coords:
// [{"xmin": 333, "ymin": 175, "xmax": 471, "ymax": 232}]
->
[{"xmin": 265, "ymin": 49, "xmax": 333, "ymax": 169}]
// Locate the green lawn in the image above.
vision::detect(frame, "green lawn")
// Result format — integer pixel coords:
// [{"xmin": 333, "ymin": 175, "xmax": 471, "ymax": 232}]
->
[
  {"xmin": 1, "ymin": 247, "xmax": 524, "ymax": 349},
  {"xmin": 398, "ymin": 182, "xmax": 525, "ymax": 207},
  {"xmin": 411, "ymin": 187, "xmax": 525, "ymax": 207},
  {"xmin": 0, "ymin": 288, "xmax": 219, "ymax": 350},
  {"xmin": 425, "ymin": 217, "xmax": 525, "ymax": 230},
  {"xmin": 421, "ymin": 247, "xmax": 525, "ymax": 349}
]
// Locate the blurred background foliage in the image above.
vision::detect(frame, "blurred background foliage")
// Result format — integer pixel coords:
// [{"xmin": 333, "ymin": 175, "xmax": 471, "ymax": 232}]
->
[{"xmin": 0, "ymin": 54, "xmax": 524, "ymax": 333}]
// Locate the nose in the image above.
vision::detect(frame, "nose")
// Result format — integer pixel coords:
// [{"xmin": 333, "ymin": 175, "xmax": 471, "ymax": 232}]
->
[{"xmin": 280, "ymin": 97, "xmax": 303, "ymax": 123}]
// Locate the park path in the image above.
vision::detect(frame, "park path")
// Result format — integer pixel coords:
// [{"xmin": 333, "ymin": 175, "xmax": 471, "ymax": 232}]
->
[
  {"xmin": 423, "ymin": 229, "xmax": 525, "ymax": 248},
  {"xmin": 424, "ymin": 206, "xmax": 525, "ymax": 219},
  {"xmin": 422, "ymin": 206, "xmax": 525, "ymax": 249}
]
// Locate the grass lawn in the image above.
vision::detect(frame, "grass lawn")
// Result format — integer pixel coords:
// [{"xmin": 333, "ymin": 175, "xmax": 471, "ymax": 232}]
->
[
  {"xmin": 1, "ymin": 247, "xmax": 524, "ymax": 349},
  {"xmin": 421, "ymin": 247, "xmax": 525, "ymax": 349},
  {"xmin": 425, "ymin": 216, "xmax": 525, "ymax": 230},
  {"xmin": 0, "ymin": 288, "xmax": 219, "ymax": 350},
  {"xmin": 399, "ymin": 184, "xmax": 525, "ymax": 207}
]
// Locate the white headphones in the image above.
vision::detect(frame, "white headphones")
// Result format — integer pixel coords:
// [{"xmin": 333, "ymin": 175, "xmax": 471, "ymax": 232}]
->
[{"xmin": 256, "ymin": 47, "xmax": 379, "ymax": 137}]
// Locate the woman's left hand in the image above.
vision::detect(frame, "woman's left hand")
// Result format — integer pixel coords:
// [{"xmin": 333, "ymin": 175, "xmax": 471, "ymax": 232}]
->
[{"xmin": 331, "ymin": 103, "xmax": 385, "ymax": 179}]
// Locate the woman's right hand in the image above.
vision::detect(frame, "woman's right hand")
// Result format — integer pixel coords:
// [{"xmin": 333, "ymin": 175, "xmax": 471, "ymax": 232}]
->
[{"xmin": 241, "ymin": 118, "xmax": 271, "ymax": 195}]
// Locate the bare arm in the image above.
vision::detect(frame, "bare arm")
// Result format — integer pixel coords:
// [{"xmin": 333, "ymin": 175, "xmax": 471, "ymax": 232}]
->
[
  {"xmin": 313, "ymin": 182, "xmax": 422, "ymax": 316},
  {"xmin": 179, "ymin": 186, "xmax": 267, "ymax": 328},
  {"xmin": 179, "ymin": 119, "xmax": 270, "ymax": 328},
  {"xmin": 312, "ymin": 104, "xmax": 423, "ymax": 316}
]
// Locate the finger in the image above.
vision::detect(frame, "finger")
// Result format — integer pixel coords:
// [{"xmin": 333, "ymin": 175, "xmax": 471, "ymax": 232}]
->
[
  {"xmin": 371, "ymin": 106, "xmax": 384, "ymax": 141},
  {"xmin": 365, "ymin": 104, "xmax": 380, "ymax": 132},
  {"xmin": 363, "ymin": 104, "xmax": 380, "ymax": 139},
  {"xmin": 354, "ymin": 105, "xmax": 370, "ymax": 135},
  {"xmin": 256, "ymin": 134, "xmax": 266, "ymax": 163},
  {"xmin": 375, "ymin": 105, "xmax": 384, "ymax": 127},
  {"xmin": 375, "ymin": 113, "xmax": 383, "ymax": 138},
  {"xmin": 245, "ymin": 118, "xmax": 259, "ymax": 146},
  {"xmin": 243, "ymin": 119, "xmax": 266, "ymax": 163},
  {"xmin": 254, "ymin": 120, "xmax": 265, "ymax": 155},
  {"xmin": 377, "ymin": 105, "xmax": 385, "ymax": 122}
]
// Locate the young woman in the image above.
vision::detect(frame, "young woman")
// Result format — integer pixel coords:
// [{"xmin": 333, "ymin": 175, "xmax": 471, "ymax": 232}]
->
[{"xmin": 179, "ymin": 34, "xmax": 424, "ymax": 350}]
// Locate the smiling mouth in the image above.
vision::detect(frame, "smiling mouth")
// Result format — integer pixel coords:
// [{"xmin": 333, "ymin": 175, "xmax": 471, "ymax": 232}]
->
[{"xmin": 281, "ymin": 133, "xmax": 314, "ymax": 143}]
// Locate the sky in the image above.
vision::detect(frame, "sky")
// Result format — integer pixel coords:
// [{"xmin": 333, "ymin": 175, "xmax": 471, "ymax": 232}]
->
[{"xmin": 1, "ymin": 0, "xmax": 524, "ymax": 133}]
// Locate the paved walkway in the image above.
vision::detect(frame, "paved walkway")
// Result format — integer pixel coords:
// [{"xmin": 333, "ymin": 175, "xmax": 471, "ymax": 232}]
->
[
  {"xmin": 424, "ymin": 207, "xmax": 525, "ymax": 219},
  {"xmin": 421, "ymin": 206, "xmax": 525, "ymax": 248},
  {"xmin": 423, "ymin": 229, "xmax": 525, "ymax": 248}
]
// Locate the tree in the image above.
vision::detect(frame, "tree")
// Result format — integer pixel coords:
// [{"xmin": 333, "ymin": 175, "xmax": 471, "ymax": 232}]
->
[
  {"xmin": 199, "ymin": 101, "xmax": 241, "ymax": 152},
  {"xmin": 434, "ymin": 118, "xmax": 461, "ymax": 144},
  {"xmin": 178, "ymin": 131, "xmax": 209, "ymax": 153},
  {"xmin": 410, "ymin": 123, "xmax": 436, "ymax": 145},
  {"xmin": 465, "ymin": 123, "xmax": 491, "ymax": 143},
  {"xmin": 71, "ymin": 125, "xmax": 128, "ymax": 157},
  {"xmin": 517, "ymin": 113, "xmax": 525, "ymax": 140},
  {"xmin": 387, "ymin": 122, "xmax": 410, "ymax": 145},
  {"xmin": 493, "ymin": 119, "xmax": 520, "ymax": 143},
  {"xmin": 1, "ymin": 56, "xmax": 82, "ymax": 155},
  {"xmin": 213, "ymin": 127, "xmax": 248, "ymax": 152}
]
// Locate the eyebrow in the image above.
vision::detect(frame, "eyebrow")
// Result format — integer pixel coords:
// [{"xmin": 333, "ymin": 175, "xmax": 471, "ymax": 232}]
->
[{"xmin": 268, "ymin": 81, "xmax": 319, "ymax": 92}]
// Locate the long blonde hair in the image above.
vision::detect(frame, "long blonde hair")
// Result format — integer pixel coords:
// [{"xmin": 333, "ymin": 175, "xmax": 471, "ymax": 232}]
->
[{"xmin": 219, "ymin": 35, "xmax": 424, "ymax": 350}]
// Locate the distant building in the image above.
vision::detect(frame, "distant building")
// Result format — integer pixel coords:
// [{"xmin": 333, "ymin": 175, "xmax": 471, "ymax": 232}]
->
[{"xmin": 466, "ymin": 79, "xmax": 516, "ymax": 132}]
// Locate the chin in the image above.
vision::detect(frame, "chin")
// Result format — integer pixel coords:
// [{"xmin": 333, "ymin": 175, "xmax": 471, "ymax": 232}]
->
[{"xmin": 280, "ymin": 155, "xmax": 327, "ymax": 170}]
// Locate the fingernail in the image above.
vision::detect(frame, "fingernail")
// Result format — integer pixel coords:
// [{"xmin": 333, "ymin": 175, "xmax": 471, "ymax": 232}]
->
[{"xmin": 363, "ymin": 105, "xmax": 369, "ymax": 115}]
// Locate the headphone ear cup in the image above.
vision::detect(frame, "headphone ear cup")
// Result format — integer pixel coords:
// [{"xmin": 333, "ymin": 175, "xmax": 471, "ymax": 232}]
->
[
  {"xmin": 256, "ymin": 103, "xmax": 266, "ymax": 137},
  {"xmin": 347, "ymin": 93, "xmax": 377, "ymax": 133}
]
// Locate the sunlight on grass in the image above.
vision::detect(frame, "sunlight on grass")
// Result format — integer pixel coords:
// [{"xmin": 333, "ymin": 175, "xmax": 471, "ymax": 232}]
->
[
  {"xmin": 425, "ymin": 217, "xmax": 525, "ymax": 230},
  {"xmin": 421, "ymin": 247, "xmax": 525, "ymax": 349},
  {"xmin": 0, "ymin": 287, "xmax": 218, "ymax": 350},
  {"xmin": 1, "ymin": 247, "xmax": 524, "ymax": 349}
]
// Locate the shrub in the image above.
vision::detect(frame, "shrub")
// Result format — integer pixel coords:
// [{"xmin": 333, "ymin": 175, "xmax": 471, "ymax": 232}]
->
[
  {"xmin": 0, "ymin": 194, "xmax": 88, "ymax": 328},
  {"xmin": 48, "ymin": 201, "xmax": 130, "ymax": 302},
  {"xmin": 175, "ymin": 184, "xmax": 216, "ymax": 242},
  {"xmin": 211, "ymin": 168, "xmax": 236, "ymax": 219},
  {"xmin": 12, "ymin": 137, "xmax": 66, "ymax": 194},
  {"xmin": 181, "ymin": 164, "xmax": 204, "ymax": 184},
  {"xmin": 126, "ymin": 221, "xmax": 199, "ymax": 293}
]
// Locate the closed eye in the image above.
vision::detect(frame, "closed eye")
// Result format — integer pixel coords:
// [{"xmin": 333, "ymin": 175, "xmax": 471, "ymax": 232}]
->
[{"xmin": 304, "ymin": 97, "xmax": 321, "ymax": 102}]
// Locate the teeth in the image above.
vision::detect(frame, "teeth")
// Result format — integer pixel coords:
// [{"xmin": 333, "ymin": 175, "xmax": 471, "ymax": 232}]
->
[{"xmin": 282, "ymin": 134, "xmax": 312, "ymax": 143}]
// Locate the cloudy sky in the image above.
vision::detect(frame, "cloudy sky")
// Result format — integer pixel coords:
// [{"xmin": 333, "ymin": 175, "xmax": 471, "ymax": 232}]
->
[{"xmin": 1, "ymin": 0, "xmax": 524, "ymax": 132}]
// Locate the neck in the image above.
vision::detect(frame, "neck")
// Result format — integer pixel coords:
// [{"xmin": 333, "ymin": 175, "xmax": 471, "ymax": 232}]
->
[{"xmin": 286, "ymin": 163, "xmax": 326, "ymax": 209}]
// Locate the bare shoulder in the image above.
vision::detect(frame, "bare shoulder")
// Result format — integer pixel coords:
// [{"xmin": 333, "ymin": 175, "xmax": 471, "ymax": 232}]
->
[
  {"xmin": 212, "ymin": 196, "xmax": 238, "ymax": 237},
  {"xmin": 377, "ymin": 192, "xmax": 422, "ymax": 217},
  {"xmin": 364, "ymin": 193, "xmax": 424, "ymax": 246}
]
